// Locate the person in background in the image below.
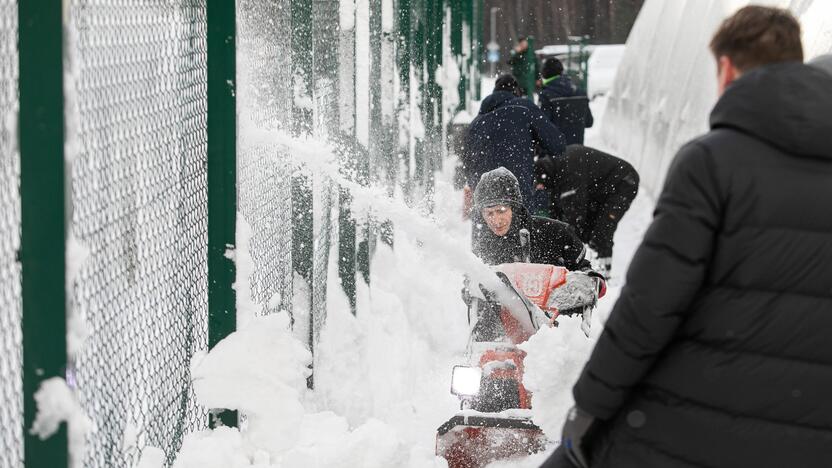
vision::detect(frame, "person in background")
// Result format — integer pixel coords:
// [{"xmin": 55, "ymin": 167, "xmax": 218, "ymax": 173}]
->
[
  {"xmin": 508, "ymin": 36, "xmax": 539, "ymax": 96},
  {"xmin": 536, "ymin": 145, "xmax": 638, "ymax": 278},
  {"xmin": 543, "ymin": 6, "xmax": 832, "ymax": 468},
  {"xmin": 461, "ymin": 75, "xmax": 565, "ymax": 216},
  {"xmin": 538, "ymin": 58, "xmax": 594, "ymax": 145}
]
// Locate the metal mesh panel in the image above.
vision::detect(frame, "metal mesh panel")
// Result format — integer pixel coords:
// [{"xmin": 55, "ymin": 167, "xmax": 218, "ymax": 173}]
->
[
  {"xmin": 237, "ymin": 0, "xmax": 295, "ymax": 319},
  {"xmin": 67, "ymin": 2, "xmax": 209, "ymax": 466},
  {"xmin": 308, "ymin": 0, "xmax": 340, "ymax": 341},
  {"xmin": 311, "ymin": 175, "xmax": 334, "ymax": 345},
  {"xmin": 0, "ymin": 0, "xmax": 22, "ymax": 466}
]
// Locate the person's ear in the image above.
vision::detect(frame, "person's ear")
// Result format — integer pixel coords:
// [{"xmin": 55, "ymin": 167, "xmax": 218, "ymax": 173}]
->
[{"xmin": 717, "ymin": 55, "xmax": 739, "ymax": 96}]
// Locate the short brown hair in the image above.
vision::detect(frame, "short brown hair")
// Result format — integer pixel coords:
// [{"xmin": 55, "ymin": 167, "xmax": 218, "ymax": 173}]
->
[{"xmin": 710, "ymin": 6, "xmax": 803, "ymax": 72}]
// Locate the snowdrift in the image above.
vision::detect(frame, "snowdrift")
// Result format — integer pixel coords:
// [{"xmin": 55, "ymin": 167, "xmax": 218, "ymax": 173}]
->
[{"xmin": 602, "ymin": 0, "xmax": 832, "ymax": 198}]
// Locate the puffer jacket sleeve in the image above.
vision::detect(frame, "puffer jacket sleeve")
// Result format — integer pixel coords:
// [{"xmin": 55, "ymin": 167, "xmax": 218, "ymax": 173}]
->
[
  {"xmin": 530, "ymin": 105, "xmax": 567, "ymax": 157},
  {"xmin": 562, "ymin": 223, "xmax": 590, "ymax": 272},
  {"xmin": 572, "ymin": 141, "xmax": 723, "ymax": 420}
]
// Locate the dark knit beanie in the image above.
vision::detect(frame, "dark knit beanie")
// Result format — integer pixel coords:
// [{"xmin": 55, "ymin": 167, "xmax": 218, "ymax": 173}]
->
[
  {"xmin": 494, "ymin": 74, "xmax": 519, "ymax": 93},
  {"xmin": 541, "ymin": 58, "xmax": 564, "ymax": 79}
]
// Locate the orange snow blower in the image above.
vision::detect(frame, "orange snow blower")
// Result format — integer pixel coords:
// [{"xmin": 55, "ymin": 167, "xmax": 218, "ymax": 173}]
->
[{"xmin": 436, "ymin": 261, "xmax": 603, "ymax": 468}]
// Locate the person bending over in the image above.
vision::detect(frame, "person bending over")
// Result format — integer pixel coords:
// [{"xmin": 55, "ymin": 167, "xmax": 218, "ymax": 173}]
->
[{"xmin": 536, "ymin": 145, "xmax": 639, "ymax": 278}]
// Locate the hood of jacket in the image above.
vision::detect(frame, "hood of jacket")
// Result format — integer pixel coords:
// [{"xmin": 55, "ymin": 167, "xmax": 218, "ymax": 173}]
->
[
  {"xmin": 473, "ymin": 167, "xmax": 524, "ymax": 209},
  {"xmin": 479, "ymin": 90, "xmax": 518, "ymax": 115},
  {"xmin": 710, "ymin": 62, "xmax": 832, "ymax": 159}
]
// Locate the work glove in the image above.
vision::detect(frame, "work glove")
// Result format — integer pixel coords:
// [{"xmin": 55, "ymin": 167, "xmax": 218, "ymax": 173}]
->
[{"xmin": 561, "ymin": 405, "xmax": 596, "ymax": 468}]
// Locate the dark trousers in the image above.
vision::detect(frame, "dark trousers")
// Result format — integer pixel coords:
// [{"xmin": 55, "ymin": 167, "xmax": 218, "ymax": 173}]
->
[{"xmin": 585, "ymin": 179, "xmax": 637, "ymax": 258}]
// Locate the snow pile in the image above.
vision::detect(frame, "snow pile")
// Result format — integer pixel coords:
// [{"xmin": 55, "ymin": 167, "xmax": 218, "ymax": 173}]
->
[
  {"xmin": 602, "ymin": 0, "xmax": 832, "ymax": 198},
  {"xmin": 170, "ymin": 313, "xmax": 448, "ymax": 468},
  {"xmin": 520, "ymin": 316, "xmax": 601, "ymax": 440},
  {"xmin": 312, "ymin": 171, "xmax": 471, "ymax": 463},
  {"xmin": 188, "ymin": 314, "xmax": 310, "ymax": 458},
  {"xmin": 30, "ymin": 377, "xmax": 92, "ymax": 468},
  {"xmin": 586, "ymin": 44, "xmax": 625, "ymax": 99}
]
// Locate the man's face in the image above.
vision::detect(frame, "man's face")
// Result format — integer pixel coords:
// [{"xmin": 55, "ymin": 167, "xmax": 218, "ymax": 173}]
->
[{"xmin": 481, "ymin": 205, "xmax": 513, "ymax": 236}]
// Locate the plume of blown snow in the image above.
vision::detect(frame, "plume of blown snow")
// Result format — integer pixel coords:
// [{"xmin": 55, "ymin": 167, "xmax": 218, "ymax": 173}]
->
[{"xmin": 519, "ymin": 315, "xmax": 602, "ymax": 440}]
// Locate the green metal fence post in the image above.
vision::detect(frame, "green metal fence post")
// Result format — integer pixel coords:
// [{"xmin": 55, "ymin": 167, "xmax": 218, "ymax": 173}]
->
[
  {"xmin": 19, "ymin": 1, "xmax": 68, "ymax": 465},
  {"xmin": 522, "ymin": 36, "xmax": 536, "ymax": 99},
  {"xmin": 336, "ymin": 0, "xmax": 358, "ymax": 314},
  {"xmin": 397, "ymin": 0, "xmax": 412, "ymax": 200},
  {"xmin": 290, "ymin": 0, "xmax": 316, "ymax": 387},
  {"xmin": 207, "ymin": 0, "xmax": 238, "ymax": 428}
]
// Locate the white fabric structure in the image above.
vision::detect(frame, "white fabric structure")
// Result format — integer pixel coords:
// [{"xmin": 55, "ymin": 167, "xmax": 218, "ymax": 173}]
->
[{"xmin": 602, "ymin": 0, "xmax": 832, "ymax": 198}]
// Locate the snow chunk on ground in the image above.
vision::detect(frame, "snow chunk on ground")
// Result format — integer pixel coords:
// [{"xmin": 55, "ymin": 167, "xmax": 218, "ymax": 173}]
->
[
  {"xmin": 190, "ymin": 314, "xmax": 310, "ymax": 457},
  {"xmin": 30, "ymin": 377, "xmax": 92, "ymax": 468},
  {"xmin": 175, "ymin": 313, "xmax": 446, "ymax": 468}
]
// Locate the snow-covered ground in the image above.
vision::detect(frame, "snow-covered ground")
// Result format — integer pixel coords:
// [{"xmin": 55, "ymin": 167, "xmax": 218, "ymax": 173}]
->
[{"xmin": 150, "ymin": 91, "xmax": 655, "ymax": 468}]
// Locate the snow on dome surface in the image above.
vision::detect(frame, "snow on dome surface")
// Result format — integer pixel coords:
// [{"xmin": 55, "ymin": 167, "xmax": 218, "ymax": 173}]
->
[{"xmin": 601, "ymin": 0, "xmax": 832, "ymax": 199}]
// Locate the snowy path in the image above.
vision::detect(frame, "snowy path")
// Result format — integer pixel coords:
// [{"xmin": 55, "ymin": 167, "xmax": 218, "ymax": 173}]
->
[{"xmin": 168, "ymin": 98, "xmax": 656, "ymax": 468}]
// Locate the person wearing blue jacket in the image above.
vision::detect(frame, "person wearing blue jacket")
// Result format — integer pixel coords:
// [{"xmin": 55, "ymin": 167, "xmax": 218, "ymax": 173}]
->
[
  {"xmin": 462, "ymin": 74, "xmax": 566, "ymax": 214},
  {"xmin": 538, "ymin": 58, "xmax": 594, "ymax": 145}
]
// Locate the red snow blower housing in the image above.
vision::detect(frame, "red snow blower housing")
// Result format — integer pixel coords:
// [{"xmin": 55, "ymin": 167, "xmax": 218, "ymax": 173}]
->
[{"xmin": 436, "ymin": 262, "xmax": 603, "ymax": 468}]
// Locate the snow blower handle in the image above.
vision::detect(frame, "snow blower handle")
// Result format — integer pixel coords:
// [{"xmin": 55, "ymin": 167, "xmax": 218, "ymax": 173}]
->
[{"xmin": 519, "ymin": 228, "xmax": 531, "ymax": 263}]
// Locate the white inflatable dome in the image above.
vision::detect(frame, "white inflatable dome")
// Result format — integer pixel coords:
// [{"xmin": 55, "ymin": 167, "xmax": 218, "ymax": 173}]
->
[{"xmin": 601, "ymin": 0, "xmax": 832, "ymax": 198}]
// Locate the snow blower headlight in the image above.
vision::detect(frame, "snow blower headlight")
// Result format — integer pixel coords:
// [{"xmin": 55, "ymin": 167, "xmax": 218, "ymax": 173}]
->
[{"xmin": 451, "ymin": 366, "xmax": 482, "ymax": 397}]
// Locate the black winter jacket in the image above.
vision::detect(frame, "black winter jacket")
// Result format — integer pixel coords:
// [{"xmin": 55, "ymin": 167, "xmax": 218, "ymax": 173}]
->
[
  {"xmin": 538, "ymin": 145, "xmax": 638, "ymax": 239},
  {"xmin": 473, "ymin": 208, "xmax": 589, "ymax": 271},
  {"xmin": 463, "ymin": 91, "xmax": 566, "ymax": 204},
  {"xmin": 573, "ymin": 62, "xmax": 832, "ymax": 467},
  {"xmin": 539, "ymin": 75, "xmax": 594, "ymax": 145}
]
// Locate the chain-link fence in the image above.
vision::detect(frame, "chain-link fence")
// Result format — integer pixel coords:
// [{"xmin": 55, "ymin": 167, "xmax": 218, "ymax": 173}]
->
[
  {"xmin": 237, "ymin": 0, "xmax": 295, "ymax": 323},
  {"xmin": 0, "ymin": 1, "xmax": 21, "ymax": 467},
  {"xmin": 7, "ymin": 0, "xmax": 480, "ymax": 465},
  {"xmin": 67, "ymin": 2, "xmax": 209, "ymax": 466}
]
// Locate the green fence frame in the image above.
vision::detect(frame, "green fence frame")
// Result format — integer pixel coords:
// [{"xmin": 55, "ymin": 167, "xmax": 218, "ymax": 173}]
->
[
  {"xmin": 207, "ymin": 0, "xmax": 238, "ymax": 428},
  {"xmin": 19, "ymin": 0, "xmax": 68, "ymax": 466}
]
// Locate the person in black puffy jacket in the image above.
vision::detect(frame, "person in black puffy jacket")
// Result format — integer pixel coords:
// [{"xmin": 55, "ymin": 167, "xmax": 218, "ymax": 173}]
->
[
  {"xmin": 471, "ymin": 167, "xmax": 588, "ymax": 272},
  {"xmin": 543, "ymin": 6, "xmax": 832, "ymax": 468}
]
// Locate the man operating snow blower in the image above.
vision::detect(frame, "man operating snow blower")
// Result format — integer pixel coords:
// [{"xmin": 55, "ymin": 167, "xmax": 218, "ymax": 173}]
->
[
  {"xmin": 471, "ymin": 167, "xmax": 590, "ymax": 272},
  {"xmin": 435, "ymin": 168, "xmax": 605, "ymax": 468}
]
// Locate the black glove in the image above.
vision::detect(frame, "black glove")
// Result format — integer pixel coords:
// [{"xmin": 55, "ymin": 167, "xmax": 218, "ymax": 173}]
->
[{"xmin": 561, "ymin": 406, "xmax": 596, "ymax": 468}]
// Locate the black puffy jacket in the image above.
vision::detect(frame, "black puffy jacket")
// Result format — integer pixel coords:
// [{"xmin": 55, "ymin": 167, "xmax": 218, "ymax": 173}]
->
[
  {"xmin": 538, "ymin": 145, "xmax": 638, "ymax": 239},
  {"xmin": 463, "ymin": 91, "xmax": 566, "ymax": 204},
  {"xmin": 573, "ymin": 62, "xmax": 832, "ymax": 467}
]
